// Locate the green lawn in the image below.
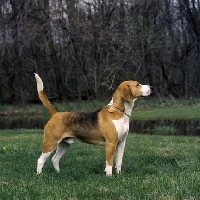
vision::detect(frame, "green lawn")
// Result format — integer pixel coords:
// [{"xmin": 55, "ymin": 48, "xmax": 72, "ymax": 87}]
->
[
  {"xmin": 1, "ymin": 98, "xmax": 200, "ymax": 120},
  {"xmin": 131, "ymin": 104, "xmax": 200, "ymax": 120},
  {"xmin": 1, "ymin": 129, "xmax": 200, "ymax": 199}
]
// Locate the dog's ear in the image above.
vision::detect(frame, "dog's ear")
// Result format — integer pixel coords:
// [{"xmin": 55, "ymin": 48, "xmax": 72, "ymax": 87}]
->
[{"xmin": 121, "ymin": 84, "xmax": 133, "ymax": 102}]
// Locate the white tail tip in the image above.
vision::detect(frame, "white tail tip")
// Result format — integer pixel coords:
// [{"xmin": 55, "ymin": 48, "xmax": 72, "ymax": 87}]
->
[{"xmin": 34, "ymin": 73, "xmax": 44, "ymax": 92}]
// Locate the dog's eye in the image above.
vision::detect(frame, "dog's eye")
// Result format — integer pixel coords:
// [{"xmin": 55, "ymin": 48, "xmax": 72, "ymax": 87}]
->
[{"xmin": 136, "ymin": 82, "xmax": 140, "ymax": 86}]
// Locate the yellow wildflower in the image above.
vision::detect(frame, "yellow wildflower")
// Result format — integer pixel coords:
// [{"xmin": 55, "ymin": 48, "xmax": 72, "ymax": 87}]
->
[{"xmin": 2, "ymin": 146, "xmax": 8, "ymax": 150}]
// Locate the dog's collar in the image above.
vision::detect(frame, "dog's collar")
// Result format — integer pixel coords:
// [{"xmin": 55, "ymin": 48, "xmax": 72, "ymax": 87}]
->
[{"xmin": 113, "ymin": 105, "xmax": 131, "ymax": 118}]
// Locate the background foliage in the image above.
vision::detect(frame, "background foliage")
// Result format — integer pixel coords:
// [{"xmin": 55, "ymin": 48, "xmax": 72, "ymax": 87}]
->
[{"xmin": 0, "ymin": 0, "xmax": 200, "ymax": 104}]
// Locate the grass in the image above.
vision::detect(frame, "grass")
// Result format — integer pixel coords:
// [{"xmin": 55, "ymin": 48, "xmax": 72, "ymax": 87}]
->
[
  {"xmin": 1, "ymin": 129, "xmax": 200, "ymax": 199},
  {"xmin": 130, "ymin": 97, "xmax": 200, "ymax": 120},
  {"xmin": 152, "ymin": 125, "xmax": 177, "ymax": 135},
  {"xmin": 1, "ymin": 97, "xmax": 200, "ymax": 120},
  {"xmin": 131, "ymin": 104, "xmax": 200, "ymax": 120}
]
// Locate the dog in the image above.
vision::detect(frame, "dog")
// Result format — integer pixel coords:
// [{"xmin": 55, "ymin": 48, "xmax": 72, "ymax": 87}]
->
[{"xmin": 34, "ymin": 73, "xmax": 152, "ymax": 176}]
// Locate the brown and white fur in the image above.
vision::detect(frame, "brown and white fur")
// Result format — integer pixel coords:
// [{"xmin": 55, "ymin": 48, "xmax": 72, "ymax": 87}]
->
[{"xmin": 35, "ymin": 73, "xmax": 152, "ymax": 176}]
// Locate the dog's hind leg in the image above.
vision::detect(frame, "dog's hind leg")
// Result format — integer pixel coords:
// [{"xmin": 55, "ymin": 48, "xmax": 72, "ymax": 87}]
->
[
  {"xmin": 52, "ymin": 141, "xmax": 70, "ymax": 172},
  {"xmin": 37, "ymin": 151, "xmax": 53, "ymax": 174},
  {"xmin": 37, "ymin": 132, "xmax": 59, "ymax": 174}
]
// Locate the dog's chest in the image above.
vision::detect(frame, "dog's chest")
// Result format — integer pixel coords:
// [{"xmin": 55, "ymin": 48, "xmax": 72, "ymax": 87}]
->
[{"xmin": 112, "ymin": 117, "xmax": 129, "ymax": 141}]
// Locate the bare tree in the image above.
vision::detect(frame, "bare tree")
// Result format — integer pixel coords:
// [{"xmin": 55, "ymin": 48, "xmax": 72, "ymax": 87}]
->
[{"xmin": 1, "ymin": 0, "xmax": 200, "ymax": 104}]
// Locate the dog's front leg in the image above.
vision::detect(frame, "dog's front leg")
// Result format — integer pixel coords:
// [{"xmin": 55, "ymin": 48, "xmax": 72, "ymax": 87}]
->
[
  {"xmin": 104, "ymin": 142, "xmax": 117, "ymax": 176},
  {"xmin": 115, "ymin": 137, "xmax": 127, "ymax": 174}
]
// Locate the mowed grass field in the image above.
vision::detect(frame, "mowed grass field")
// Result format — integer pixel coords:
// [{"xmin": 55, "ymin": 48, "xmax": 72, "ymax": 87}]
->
[
  {"xmin": 1, "ymin": 98, "xmax": 200, "ymax": 120},
  {"xmin": 1, "ymin": 129, "xmax": 200, "ymax": 199}
]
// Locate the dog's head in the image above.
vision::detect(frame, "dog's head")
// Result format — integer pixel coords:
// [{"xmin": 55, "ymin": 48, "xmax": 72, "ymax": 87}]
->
[{"xmin": 119, "ymin": 81, "xmax": 152, "ymax": 103}]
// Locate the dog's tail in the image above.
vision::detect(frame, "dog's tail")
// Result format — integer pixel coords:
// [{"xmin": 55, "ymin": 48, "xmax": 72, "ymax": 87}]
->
[{"xmin": 34, "ymin": 73, "xmax": 57, "ymax": 116}]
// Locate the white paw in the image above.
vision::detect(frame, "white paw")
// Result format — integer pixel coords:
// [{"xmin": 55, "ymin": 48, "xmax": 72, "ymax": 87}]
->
[
  {"xmin": 37, "ymin": 168, "xmax": 42, "ymax": 174},
  {"xmin": 52, "ymin": 164, "xmax": 60, "ymax": 172},
  {"xmin": 105, "ymin": 165, "xmax": 112, "ymax": 176},
  {"xmin": 115, "ymin": 165, "xmax": 121, "ymax": 174},
  {"xmin": 37, "ymin": 163, "xmax": 43, "ymax": 174},
  {"xmin": 55, "ymin": 168, "xmax": 60, "ymax": 173}
]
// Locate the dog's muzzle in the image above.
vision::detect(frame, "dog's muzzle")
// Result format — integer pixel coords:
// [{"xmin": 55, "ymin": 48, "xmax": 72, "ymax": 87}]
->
[{"xmin": 141, "ymin": 85, "xmax": 153, "ymax": 97}]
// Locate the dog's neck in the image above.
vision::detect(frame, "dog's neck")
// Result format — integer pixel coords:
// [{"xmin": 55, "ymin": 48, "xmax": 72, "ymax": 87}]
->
[
  {"xmin": 112, "ymin": 90, "xmax": 126, "ymax": 112},
  {"xmin": 124, "ymin": 99, "xmax": 137, "ymax": 117},
  {"xmin": 108, "ymin": 96, "xmax": 137, "ymax": 118}
]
